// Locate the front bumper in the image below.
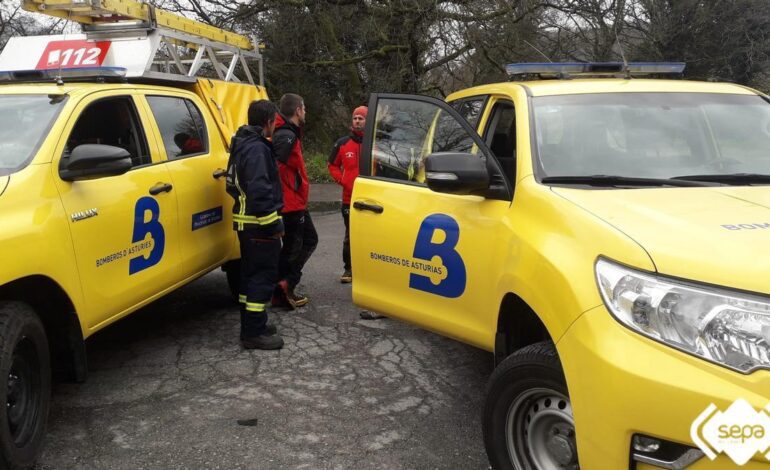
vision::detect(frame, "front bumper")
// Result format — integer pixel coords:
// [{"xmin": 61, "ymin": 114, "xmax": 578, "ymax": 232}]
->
[{"xmin": 557, "ymin": 305, "xmax": 770, "ymax": 469}]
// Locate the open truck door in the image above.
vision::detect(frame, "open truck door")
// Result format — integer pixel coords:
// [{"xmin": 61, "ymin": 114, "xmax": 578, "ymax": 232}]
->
[{"xmin": 350, "ymin": 93, "xmax": 512, "ymax": 348}]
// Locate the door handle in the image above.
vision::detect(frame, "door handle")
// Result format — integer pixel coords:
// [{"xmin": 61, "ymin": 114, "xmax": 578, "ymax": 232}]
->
[
  {"xmin": 149, "ymin": 182, "xmax": 173, "ymax": 195},
  {"xmin": 353, "ymin": 201, "xmax": 384, "ymax": 214},
  {"xmin": 213, "ymin": 168, "xmax": 227, "ymax": 179}
]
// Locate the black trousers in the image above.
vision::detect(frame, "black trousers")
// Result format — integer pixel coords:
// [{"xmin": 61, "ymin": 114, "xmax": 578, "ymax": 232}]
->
[
  {"xmin": 278, "ymin": 210, "xmax": 318, "ymax": 289},
  {"xmin": 341, "ymin": 204, "xmax": 351, "ymax": 271},
  {"xmin": 238, "ymin": 232, "xmax": 281, "ymax": 338}
]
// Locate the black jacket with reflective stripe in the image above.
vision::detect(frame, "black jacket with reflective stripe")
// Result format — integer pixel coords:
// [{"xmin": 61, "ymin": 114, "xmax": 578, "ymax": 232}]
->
[{"xmin": 225, "ymin": 125, "xmax": 284, "ymax": 236}]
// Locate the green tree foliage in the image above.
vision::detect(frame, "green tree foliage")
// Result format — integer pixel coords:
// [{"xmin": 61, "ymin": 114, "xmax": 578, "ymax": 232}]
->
[
  {"xmin": 629, "ymin": 0, "xmax": 770, "ymax": 89},
  {"xmin": 2, "ymin": 0, "xmax": 768, "ymax": 150},
  {"xmin": 160, "ymin": 0, "xmax": 541, "ymax": 151}
]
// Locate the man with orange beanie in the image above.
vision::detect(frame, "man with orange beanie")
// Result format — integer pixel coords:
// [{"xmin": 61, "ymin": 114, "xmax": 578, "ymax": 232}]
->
[{"xmin": 327, "ymin": 106, "xmax": 366, "ymax": 283}]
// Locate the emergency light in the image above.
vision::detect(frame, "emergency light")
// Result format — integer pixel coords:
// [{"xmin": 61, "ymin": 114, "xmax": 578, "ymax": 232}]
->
[
  {"xmin": 505, "ymin": 62, "xmax": 686, "ymax": 80},
  {"xmin": 0, "ymin": 67, "xmax": 127, "ymax": 83}
]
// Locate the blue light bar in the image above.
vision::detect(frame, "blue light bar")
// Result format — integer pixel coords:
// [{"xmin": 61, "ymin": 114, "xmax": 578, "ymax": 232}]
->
[
  {"xmin": 0, "ymin": 66, "xmax": 127, "ymax": 82},
  {"xmin": 505, "ymin": 62, "xmax": 685, "ymax": 79}
]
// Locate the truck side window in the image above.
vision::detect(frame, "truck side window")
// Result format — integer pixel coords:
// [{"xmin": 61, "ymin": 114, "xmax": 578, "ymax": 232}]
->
[
  {"xmin": 146, "ymin": 96, "xmax": 208, "ymax": 160},
  {"xmin": 484, "ymin": 101, "xmax": 516, "ymax": 180},
  {"xmin": 451, "ymin": 98, "xmax": 485, "ymax": 128},
  {"xmin": 66, "ymin": 97, "xmax": 150, "ymax": 167},
  {"xmin": 432, "ymin": 110, "xmax": 475, "ymax": 155},
  {"xmin": 372, "ymin": 99, "xmax": 482, "ymax": 184}
]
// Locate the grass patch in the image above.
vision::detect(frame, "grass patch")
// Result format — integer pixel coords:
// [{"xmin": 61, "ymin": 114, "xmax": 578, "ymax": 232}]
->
[{"xmin": 305, "ymin": 152, "xmax": 335, "ymax": 183}]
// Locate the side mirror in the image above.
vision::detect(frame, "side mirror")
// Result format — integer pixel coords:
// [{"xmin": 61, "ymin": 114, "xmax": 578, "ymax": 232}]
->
[
  {"xmin": 60, "ymin": 144, "xmax": 133, "ymax": 181},
  {"xmin": 424, "ymin": 152, "xmax": 489, "ymax": 195}
]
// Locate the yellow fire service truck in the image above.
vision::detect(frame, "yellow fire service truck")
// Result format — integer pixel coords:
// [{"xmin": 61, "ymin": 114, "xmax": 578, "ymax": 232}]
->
[
  {"xmin": 0, "ymin": 1, "xmax": 265, "ymax": 466},
  {"xmin": 351, "ymin": 63, "xmax": 770, "ymax": 469}
]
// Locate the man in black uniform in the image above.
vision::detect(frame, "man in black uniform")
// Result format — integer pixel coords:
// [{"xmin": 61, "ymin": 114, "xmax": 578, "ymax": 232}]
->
[{"xmin": 226, "ymin": 100, "xmax": 285, "ymax": 350}]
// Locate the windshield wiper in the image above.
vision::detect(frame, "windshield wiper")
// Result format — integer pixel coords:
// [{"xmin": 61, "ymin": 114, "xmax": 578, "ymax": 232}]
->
[
  {"xmin": 671, "ymin": 173, "xmax": 770, "ymax": 185},
  {"xmin": 541, "ymin": 175, "xmax": 715, "ymax": 187}
]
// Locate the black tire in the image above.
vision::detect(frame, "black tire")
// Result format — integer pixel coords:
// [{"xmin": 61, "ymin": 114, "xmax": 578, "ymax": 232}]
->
[
  {"xmin": 483, "ymin": 341, "xmax": 578, "ymax": 470},
  {"xmin": 0, "ymin": 301, "xmax": 51, "ymax": 470},
  {"xmin": 223, "ymin": 259, "xmax": 241, "ymax": 302}
]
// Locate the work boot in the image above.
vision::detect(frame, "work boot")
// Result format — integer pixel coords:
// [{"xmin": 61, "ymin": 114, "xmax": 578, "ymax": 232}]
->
[
  {"xmin": 340, "ymin": 269, "xmax": 352, "ymax": 284},
  {"xmin": 240, "ymin": 323, "xmax": 277, "ymax": 340},
  {"xmin": 278, "ymin": 280, "xmax": 309, "ymax": 309},
  {"xmin": 242, "ymin": 333, "xmax": 284, "ymax": 350},
  {"xmin": 287, "ymin": 287, "xmax": 309, "ymax": 308}
]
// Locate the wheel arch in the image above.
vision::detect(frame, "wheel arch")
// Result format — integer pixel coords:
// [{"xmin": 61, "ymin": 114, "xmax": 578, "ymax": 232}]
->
[
  {"xmin": 0, "ymin": 276, "xmax": 87, "ymax": 382},
  {"xmin": 494, "ymin": 293, "xmax": 552, "ymax": 365}
]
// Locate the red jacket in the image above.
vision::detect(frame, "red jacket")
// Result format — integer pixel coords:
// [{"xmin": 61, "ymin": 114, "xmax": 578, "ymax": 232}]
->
[
  {"xmin": 272, "ymin": 114, "xmax": 309, "ymax": 212},
  {"xmin": 327, "ymin": 129, "xmax": 362, "ymax": 204}
]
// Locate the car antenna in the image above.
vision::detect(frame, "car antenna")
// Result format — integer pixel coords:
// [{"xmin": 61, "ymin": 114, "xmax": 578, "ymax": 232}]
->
[
  {"xmin": 55, "ymin": 10, "xmax": 73, "ymax": 86},
  {"xmin": 522, "ymin": 40, "xmax": 553, "ymax": 63},
  {"xmin": 614, "ymin": 27, "xmax": 630, "ymax": 79}
]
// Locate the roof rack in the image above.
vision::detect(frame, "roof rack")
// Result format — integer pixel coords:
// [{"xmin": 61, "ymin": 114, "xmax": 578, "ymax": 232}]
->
[
  {"xmin": 505, "ymin": 62, "xmax": 686, "ymax": 81},
  {"xmin": 5, "ymin": 0, "xmax": 263, "ymax": 85}
]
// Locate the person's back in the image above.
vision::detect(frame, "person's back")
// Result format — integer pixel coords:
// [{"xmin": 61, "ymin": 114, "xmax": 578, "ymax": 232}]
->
[
  {"xmin": 226, "ymin": 126, "xmax": 283, "ymax": 234},
  {"xmin": 225, "ymin": 100, "xmax": 285, "ymax": 350}
]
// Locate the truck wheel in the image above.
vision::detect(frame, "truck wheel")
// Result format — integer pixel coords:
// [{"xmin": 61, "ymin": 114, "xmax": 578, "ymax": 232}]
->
[
  {"xmin": 0, "ymin": 302, "xmax": 51, "ymax": 470},
  {"xmin": 223, "ymin": 259, "xmax": 241, "ymax": 302},
  {"xmin": 483, "ymin": 341, "xmax": 578, "ymax": 470}
]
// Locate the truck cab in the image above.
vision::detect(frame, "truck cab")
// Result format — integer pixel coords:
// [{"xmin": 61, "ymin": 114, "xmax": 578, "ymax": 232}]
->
[
  {"xmin": 351, "ymin": 63, "xmax": 770, "ymax": 469},
  {"xmin": 0, "ymin": 2, "xmax": 265, "ymax": 465}
]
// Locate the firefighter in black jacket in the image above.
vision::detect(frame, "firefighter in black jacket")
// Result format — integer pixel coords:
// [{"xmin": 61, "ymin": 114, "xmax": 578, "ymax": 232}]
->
[{"xmin": 226, "ymin": 100, "xmax": 285, "ymax": 350}]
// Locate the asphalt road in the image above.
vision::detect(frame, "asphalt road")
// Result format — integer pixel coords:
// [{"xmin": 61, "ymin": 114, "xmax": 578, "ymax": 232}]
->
[{"xmin": 38, "ymin": 212, "xmax": 493, "ymax": 469}]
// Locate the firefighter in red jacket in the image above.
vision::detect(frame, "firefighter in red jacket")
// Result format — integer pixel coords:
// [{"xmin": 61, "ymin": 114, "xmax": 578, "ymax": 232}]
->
[
  {"xmin": 328, "ymin": 106, "xmax": 367, "ymax": 283},
  {"xmin": 272, "ymin": 93, "xmax": 317, "ymax": 308}
]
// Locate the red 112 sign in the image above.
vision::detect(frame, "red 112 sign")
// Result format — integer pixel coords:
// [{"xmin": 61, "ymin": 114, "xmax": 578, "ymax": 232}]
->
[{"xmin": 36, "ymin": 40, "xmax": 112, "ymax": 70}]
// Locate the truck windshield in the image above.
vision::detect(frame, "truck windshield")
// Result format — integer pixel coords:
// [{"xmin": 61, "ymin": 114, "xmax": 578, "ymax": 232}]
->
[
  {"xmin": 0, "ymin": 94, "xmax": 66, "ymax": 176},
  {"xmin": 532, "ymin": 93, "xmax": 770, "ymax": 182}
]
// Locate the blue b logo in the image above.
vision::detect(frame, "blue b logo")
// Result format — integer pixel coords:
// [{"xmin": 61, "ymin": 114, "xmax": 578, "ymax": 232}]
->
[
  {"xmin": 129, "ymin": 197, "xmax": 165, "ymax": 275},
  {"xmin": 409, "ymin": 214, "xmax": 466, "ymax": 298}
]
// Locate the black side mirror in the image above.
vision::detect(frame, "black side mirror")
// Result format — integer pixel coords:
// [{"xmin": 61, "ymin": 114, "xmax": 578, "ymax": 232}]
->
[
  {"xmin": 424, "ymin": 152, "xmax": 490, "ymax": 195},
  {"xmin": 60, "ymin": 144, "xmax": 133, "ymax": 181}
]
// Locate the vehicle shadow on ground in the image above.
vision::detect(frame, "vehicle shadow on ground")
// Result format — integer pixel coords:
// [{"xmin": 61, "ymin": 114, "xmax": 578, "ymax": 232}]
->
[{"xmin": 82, "ymin": 270, "xmax": 235, "ymax": 356}]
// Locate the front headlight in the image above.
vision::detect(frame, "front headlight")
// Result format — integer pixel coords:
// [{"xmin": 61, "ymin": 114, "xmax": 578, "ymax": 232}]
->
[{"xmin": 596, "ymin": 258, "xmax": 770, "ymax": 373}]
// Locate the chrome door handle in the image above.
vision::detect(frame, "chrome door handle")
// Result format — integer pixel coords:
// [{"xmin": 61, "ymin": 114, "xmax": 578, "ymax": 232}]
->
[{"xmin": 213, "ymin": 168, "xmax": 227, "ymax": 179}]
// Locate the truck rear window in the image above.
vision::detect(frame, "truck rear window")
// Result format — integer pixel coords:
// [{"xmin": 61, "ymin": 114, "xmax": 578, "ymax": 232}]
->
[{"xmin": 0, "ymin": 94, "xmax": 66, "ymax": 176}]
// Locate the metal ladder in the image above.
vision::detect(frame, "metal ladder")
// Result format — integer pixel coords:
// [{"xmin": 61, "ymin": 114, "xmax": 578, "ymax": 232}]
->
[{"xmin": 22, "ymin": 0, "xmax": 263, "ymax": 85}]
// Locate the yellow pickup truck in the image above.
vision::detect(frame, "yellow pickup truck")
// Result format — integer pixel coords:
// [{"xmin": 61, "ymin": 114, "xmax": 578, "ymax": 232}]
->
[
  {"xmin": 0, "ymin": 1, "xmax": 266, "ymax": 464},
  {"xmin": 351, "ymin": 63, "xmax": 770, "ymax": 469}
]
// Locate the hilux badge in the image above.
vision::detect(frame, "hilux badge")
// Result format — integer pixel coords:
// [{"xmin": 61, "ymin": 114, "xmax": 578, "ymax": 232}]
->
[{"xmin": 71, "ymin": 208, "xmax": 98, "ymax": 222}]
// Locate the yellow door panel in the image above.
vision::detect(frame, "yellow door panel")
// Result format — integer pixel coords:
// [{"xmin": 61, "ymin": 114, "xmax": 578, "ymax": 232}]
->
[
  {"xmin": 52, "ymin": 91, "xmax": 180, "ymax": 329},
  {"xmin": 352, "ymin": 179, "xmax": 508, "ymax": 349},
  {"xmin": 139, "ymin": 92, "xmax": 233, "ymax": 277},
  {"xmin": 352, "ymin": 94, "xmax": 513, "ymax": 350}
]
